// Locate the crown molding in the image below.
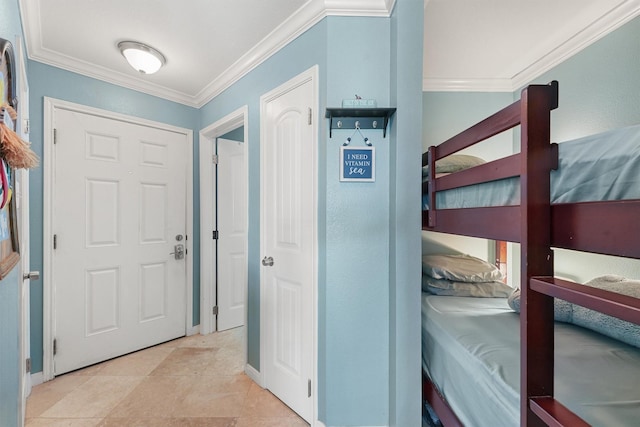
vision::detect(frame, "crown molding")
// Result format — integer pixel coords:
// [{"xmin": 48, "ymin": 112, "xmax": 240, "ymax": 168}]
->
[
  {"xmin": 424, "ymin": 0, "xmax": 640, "ymax": 93},
  {"xmin": 422, "ymin": 77, "xmax": 514, "ymax": 93},
  {"xmin": 193, "ymin": 0, "xmax": 328, "ymax": 107},
  {"xmin": 193, "ymin": 0, "xmax": 396, "ymax": 106},
  {"xmin": 323, "ymin": 0, "xmax": 395, "ymax": 16},
  {"xmin": 20, "ymin": 0, "xmax": 395, "ymax": 108},
  {"xmin": 510, "ymin": 0, "xmax": 640, "ymax": 90},
  {"xmin": 33, "ymin": 47, "xmax": 197, "ymax": 106}
]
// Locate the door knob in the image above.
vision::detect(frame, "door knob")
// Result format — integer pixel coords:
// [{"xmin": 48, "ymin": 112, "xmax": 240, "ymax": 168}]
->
[
  {"xmin": 170, "ymin": 244, "xmax": 185, "ymax": 260},
  {"xmin": 23, "ymin": 271, "xmax": 40, "ymax": 281},
  {"xmin": 262, "ymin": 256, "xmax": 274, "ymax": 267}
]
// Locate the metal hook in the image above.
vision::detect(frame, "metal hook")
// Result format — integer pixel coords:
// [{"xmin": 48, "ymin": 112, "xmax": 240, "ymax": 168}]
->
[{"xmin": 345, "ymin": 121, "xmax": 372, "ymax": 146}]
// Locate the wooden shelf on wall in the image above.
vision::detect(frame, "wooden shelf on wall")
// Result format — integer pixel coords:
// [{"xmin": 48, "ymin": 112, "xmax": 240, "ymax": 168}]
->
[{"xmin": 325, "ymin": 107, "xmax": 396, "ymax": 138}]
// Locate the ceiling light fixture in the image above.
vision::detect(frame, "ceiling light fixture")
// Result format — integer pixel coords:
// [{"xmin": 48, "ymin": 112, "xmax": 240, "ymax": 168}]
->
[{"xmin": 117, "ymin": 41, "xmax": 166, "ymax": 75}]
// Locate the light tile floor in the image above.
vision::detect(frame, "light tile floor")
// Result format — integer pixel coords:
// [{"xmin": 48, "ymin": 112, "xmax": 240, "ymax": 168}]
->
[{"xmin": 26, "ymin": 328, "xmax": 309, "ymax": 427}]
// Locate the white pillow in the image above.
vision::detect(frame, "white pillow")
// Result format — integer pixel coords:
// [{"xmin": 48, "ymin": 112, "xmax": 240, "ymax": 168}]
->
[
  {"xmin": 423, "ymin": 275, "xmax": 512, "ymax": 298},
  {"xmin": 422, "ymin": 254, "xmax": 504, "ymax": 283},
  {"xmin": 422, "ymin": 154, "xmax": 486, "ymax": 176}
]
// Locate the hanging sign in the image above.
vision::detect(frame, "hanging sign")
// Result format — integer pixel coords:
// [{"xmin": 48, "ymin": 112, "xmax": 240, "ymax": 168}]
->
[{"xmin": 340, "ymin": 146, "xmax": 375, "ymax": 182}]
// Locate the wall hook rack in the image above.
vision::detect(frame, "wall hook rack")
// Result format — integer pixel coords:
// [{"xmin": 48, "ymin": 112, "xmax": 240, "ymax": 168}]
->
[{"xmin": 325, "ymin": 107, "xmax": 396, "ymax": 138}]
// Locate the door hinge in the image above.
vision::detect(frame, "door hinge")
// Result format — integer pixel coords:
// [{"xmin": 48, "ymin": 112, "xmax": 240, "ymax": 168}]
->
[
  {"xmin": 53, "ymin": 128, "xmax": 57, "ymax": 144},
  {"xmin": 23, "ymin": 118, "xmax": 30, "ymax": 134},
  {"xmin": 212, "ymin": 154, "xmax": 219, "ymax": 164},
  {"xmin": 213, "ymin": 230, "xmax": 219, "ymax": 240},
  {"xmin": 53, "ymin": 338, "xmax": 57, "ymax": 356},
  {"xmin": 212, "ymin": 306, "xmax": 219, "ymax": 316},
  {"xmin": 25, "ymin": 358, "xmax": 31, "ymax": 373},
  {"xmin": 308, "ymin": 108, "xmax": 312, "ymax": 125},
  {"xmin": 53, "ymin": 234, "xmax": 57, "ymax": 249},
  {"xmin": 308, "ymin": 379, "xmax": 312, "ymax": 397}
]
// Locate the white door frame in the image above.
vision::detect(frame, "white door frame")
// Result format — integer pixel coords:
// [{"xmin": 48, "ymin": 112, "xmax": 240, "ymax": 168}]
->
[
  {"xmin": 259, "ymin": 65, "xmax": 320, "ymax": 426},
  {"xmin": 199, "ymin": 105, "xmax": 249, "ymax": 335},
  {"xmin": 42, "ymin": 97, "xmax": 194, "ymax": 381}
]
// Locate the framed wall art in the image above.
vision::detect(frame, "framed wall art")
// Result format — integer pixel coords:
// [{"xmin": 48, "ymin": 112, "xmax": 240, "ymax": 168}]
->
[{"xmin": 340, "ymin": 146, "xmax": 375, "ymax": 182}]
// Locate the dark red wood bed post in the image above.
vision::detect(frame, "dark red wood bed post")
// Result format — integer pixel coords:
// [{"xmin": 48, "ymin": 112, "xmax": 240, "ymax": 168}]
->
[
  {"xmin": 427, "ymin": 146, "xmax": 437, "ymax": 227},
  {"xmin": 519, "ymin": 81, "xmax": 559, "ymax": 427}
]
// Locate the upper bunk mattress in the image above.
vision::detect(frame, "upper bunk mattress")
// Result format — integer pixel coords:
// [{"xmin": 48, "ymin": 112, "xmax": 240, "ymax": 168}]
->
[
  {"xmin": 421, "ymin": 294, "xmax": 640, "ymax": 427},
  {"xmin": 422, "ymin": 124, "xmax": 640, "ymax": 210}
]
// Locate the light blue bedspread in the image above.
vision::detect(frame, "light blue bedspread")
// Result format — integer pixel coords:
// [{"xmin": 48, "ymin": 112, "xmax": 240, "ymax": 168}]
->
[
  {"xmin": 422, "ymin": 124, "xmax": 640, "ymax": 209},
  {"xmin": 422, "ymin": 294, "xmax": 640, "ymax": 427}
]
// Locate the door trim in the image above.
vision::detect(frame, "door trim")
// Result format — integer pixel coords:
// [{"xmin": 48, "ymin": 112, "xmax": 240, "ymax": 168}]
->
[
  {"xmin": 42, "ymin": 97, "xmax": 194, "ymax": 381},
  {"xmin": 199, "ymin": 106, "xmax": 248, "ymax": 338},
  {"xmin": 259, "ymin": 65, "xmax": 319, "ymax": 424}
]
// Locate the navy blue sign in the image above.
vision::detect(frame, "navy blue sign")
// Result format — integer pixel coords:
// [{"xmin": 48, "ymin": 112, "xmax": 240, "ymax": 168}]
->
[{"xmin": 340, "ymin": 147, "xmax": 375, "ymax": 182}]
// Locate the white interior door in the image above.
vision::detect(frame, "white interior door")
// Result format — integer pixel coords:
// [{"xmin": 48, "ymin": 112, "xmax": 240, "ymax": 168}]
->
[
  {"xmin": 52, "ymin": 108, "xmax": 188, "ymax": 375},
  {"xmin": 261, "ymin": 75, "xmax": 316, "ymax": 422},
  {"xmin": 216, "ymin": 137, "xmax": 247, "ymax": 331}
]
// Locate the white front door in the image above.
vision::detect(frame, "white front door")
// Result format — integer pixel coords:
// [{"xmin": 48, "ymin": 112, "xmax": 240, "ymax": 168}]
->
[
  {"xmin": 52, "ymin": 108, "xmax": 188, "ymax": 375},
  {"xmin": 261, "ymin": 72, "xmax": 316, "ymax": 423},
  {"xmin": 216, "ymin": 137, "xmax": 247, "ymax": 331}
]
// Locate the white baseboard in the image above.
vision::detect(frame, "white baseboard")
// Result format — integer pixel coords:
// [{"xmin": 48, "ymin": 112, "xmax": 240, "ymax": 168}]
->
[
  {"xmin": 30, "ymin": 371, "xmax": 44, "ymax": 387},
  {"xmin": 186, "ymin": 325, "xmax": 200, "ymax": 336},
  {"xmin": 313, "ymin": 420, "xmax": 327, "ymax": 427},
  {"xmin": 244, "ymin": 363, "xmax": 263, "ymax": 387}
]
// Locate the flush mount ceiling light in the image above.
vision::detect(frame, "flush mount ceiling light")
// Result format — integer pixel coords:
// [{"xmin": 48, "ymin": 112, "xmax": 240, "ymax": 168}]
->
[{"xmin": 117, "ymin": 41, "xmax": 166, "ymax": 74}]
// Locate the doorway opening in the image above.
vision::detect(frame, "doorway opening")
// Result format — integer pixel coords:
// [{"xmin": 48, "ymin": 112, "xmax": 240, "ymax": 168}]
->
[{"xmin": 199, "ymin": 107, "xmax": 248, "ymax": 357}]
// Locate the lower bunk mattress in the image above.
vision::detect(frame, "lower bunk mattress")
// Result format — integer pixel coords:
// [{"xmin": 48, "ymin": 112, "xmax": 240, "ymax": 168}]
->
[
  {"xmin": 422, "ymin": 123, "xmax": 640, "ymax": 210},
  {"xmin": 421, "ymin": 294, "xmax": 640, "ymax": 427}
]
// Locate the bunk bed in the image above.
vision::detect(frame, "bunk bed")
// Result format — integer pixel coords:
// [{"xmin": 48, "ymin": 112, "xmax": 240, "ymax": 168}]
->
[{"xmin": 421, "ymin": 81, "xmax": 640, "ymax": 426}]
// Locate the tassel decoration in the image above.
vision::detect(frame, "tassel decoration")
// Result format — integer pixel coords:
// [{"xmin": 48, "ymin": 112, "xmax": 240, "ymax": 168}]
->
[{"xmin": 0, "ymin": 103, "xmax": 39, "ymax": 169}]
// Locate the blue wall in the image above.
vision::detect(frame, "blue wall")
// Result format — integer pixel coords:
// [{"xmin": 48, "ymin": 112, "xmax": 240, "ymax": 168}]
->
[
  {"xmin": 324, "ymin": 16, "xmax": 392, "ymax": 426},
  {"xmin": 388, "ymin": 1, "xmax": 423, "ymax": 426},
  {"xmin": 0, "ymin": 269, "xmax": 21, "ymax": 427},
  {"xmin": 530, "ymin": 15, "xmax": 640, "ymax": 141},
  {"xmin": 0, "ymin": 0, "xmax": 25, "ymax": 424},
  {"xmin": 219, "ymin": 126, "xmax": 244, "ymax": 142},
  {"xmin": 423, "ymin": 91, "xmax": 514, "ymax": 153},
  {"xmin": 27, "ymin": 61, "xmax": 200, "ymax": 374}
]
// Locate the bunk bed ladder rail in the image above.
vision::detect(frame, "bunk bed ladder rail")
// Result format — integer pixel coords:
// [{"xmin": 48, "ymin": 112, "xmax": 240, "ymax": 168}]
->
[
  {"xmin": 518, "ymin": 81, "xmax": 560, "ymax": 427},
  {"xmin": 527, "ymin": 275, "xmax": 640, "ymax": 426}
]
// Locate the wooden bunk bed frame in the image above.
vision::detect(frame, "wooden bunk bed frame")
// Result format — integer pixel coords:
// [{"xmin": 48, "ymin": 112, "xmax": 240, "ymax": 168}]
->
[{"xmin": 421, "ymin": 81, "xmax": 640, "ymax": 427}]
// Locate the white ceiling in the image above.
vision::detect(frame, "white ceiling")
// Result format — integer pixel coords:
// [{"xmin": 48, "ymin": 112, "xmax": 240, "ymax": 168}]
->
[
  {"xmin": 19, "ymin": 0, "xmax": 640, "ymax": 107},
  {"xmin": 423, "ymin": 0, "xmax": 640, "ymax": 91}
]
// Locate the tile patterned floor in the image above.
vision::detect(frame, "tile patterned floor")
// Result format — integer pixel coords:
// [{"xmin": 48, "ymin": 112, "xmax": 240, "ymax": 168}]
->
[{"xmin": 26, "ymin": 328, "xmax": 309, "ymax": 427}]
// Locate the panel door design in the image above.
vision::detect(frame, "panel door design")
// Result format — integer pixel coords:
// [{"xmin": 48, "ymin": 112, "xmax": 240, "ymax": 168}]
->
[
  {"xmin": 53, "ymin": 109, "xmax": 187, "ymax": 375},
  {"xmin": 216, "ymin": 138, "xmax": 247, "ymax": 331},
  {"xmin": 262, "ymin": 79, "xmax": 314, "ymax": 422}
]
